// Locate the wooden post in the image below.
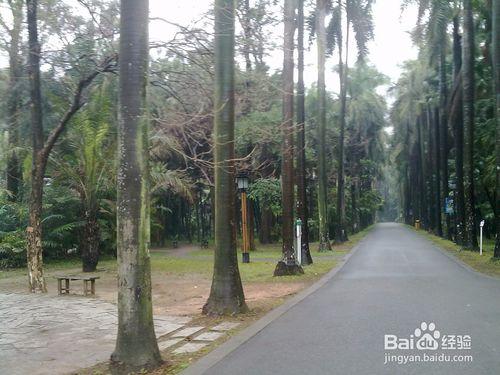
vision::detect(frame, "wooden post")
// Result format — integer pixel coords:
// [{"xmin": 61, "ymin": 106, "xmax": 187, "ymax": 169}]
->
[{"xmin": 241, "ymin": 191, "xmax": 250, "ymax": 263}]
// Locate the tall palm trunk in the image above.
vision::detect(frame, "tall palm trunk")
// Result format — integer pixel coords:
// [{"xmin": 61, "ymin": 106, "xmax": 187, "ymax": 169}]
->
[
  {"xmin": 426, "ymin": 104, "xmax": 436, "ymax": 230},
  {"xmin": 336, "ymin": 5, "xmax": 349, "ymax": 243},
  {"xmin": 433, "ymin": 106, "xmax": 443, "ymax": 236},
  {"xmin": 462, "ymin": 0, "xmax": 479, "ymax": 250},
  {"xmin": 81, "ymin": 199, "xmax": 100, "ymax": 272},
  {"xmin": 26, "ymin": 0, "xmax": 47, "ymax": 293},
  {"xmin": 296, "ymin": 0, "xmax": 312, "ymax": 265},
  {"xmin": 316, "ymin": 0, "xmax": 332, "ymax": 251},
  {"xmin": 111, "ymin": 0, "xmax": 162, "ymax": 369},
  {"xmin": 275, "ymin": 0, "xmax": 303, "ymax": 276},
  {"xmin": 417, "ymin": 115, "xmax": 426, "ymax": 227},
  {"xmin": 439, "ymin": 39, "xmax": 450, "ymax": 239},
  {"xmin": 452, "ymin": 16, "xmax": 466, "ymax": 246},
  {"xmin": 6, "ymin": 0, "xmax": 23, "ymax": 201},
  {"xmin": 203, "ymin": 0, "xmax": 248, "ymax": 312},
  {"xmin": 492, "ymin": 0, "xmax": 500, "ymax": 258}
]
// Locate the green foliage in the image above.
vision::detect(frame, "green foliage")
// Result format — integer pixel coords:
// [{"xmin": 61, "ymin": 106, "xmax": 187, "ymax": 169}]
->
[
  {"xmin": 248, "ymin": 178, "xmax": 282, "ymax": 216},
  {"xmin": 0, "ymin": 184, "xmax": 83, "ymax": 269},
  {"xmin": 0, "ymin": 230, "xmax": 26, "ymax": 269},
  {"xmin": 359, "ymin": 190, "xmax": 383, "ymax": 217},
  {"xmin": 0, "ymin": 200, "xmax": 26, "ymax": 268}
]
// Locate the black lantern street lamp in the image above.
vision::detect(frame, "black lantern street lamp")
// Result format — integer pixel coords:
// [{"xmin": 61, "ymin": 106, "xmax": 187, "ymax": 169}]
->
[{"xmin": 236, "ymin": 172, "xmax": 250, "ymax": 263}]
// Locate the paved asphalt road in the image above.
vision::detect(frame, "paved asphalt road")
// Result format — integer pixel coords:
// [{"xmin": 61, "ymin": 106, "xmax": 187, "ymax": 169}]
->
[{"xmin": 202, "ymin": 223, "xmax": 500, "ymax": 375}]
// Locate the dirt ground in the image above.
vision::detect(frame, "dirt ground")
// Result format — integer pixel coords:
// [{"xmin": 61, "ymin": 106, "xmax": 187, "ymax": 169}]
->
[{"xmin": 0, "ymin": 253, "xmax": 307, "ymax": 318}]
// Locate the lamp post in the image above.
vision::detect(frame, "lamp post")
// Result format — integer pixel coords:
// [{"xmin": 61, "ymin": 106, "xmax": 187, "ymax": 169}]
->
[{"xmin": 236, "ymin": 172, "xmax": 250, "ymax": 263}]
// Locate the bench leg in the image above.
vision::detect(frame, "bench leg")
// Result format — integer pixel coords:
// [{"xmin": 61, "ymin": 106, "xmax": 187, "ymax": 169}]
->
[
  {"xmin": 57, "ymin": 279, "xmax": 62, "ymax": 295},
  {"xmin": 91, "ymin": 279, "xmax": 95, "ymax": 295},
  {"xmin": 83, "ymin": 280, "xmax": 88, "ymax": 296},
  {"xmin": 65, "ymin": 279, "xmax": 70, "ymax": 294}
]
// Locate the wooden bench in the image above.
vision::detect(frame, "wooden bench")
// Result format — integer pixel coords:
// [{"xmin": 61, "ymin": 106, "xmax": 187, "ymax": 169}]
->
[{"xmin": 55, "ymin": 275, "xmax": 100, "ymax": 296}]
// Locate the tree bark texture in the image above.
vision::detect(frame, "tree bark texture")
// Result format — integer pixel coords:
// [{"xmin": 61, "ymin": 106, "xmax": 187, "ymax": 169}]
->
[
  {"xmin": 26, "ymin": 0, "xmax": 47, "ymax": 293},
  {"xmin": 296, "ymin": 0, "xmax": 312, "ymax": 264},
  {"xmin": 275, "ymin": 0, "xmax": 303, "ymax": 276},
  {"xmin": 439, "ymin": 40, "xmax": 450, "ymax": 239},
  {"xmin": 316, "ymin": 0, "xmax": 332, "ymax": 251},
  {"xmin": 111, "ymin": 0, "xmax": 162, "ymax": 369},
  {"xmin": 203, "ymin": 0, "xmax": 248, "ymax": 313},
  {"xmin": 452, "ymin": 16, "xmax": 466, "ymax": 246},
  {"xmin": 336, "ymin": 4, "xmax": 348, "ymax": 243},
  {"xmin": 492, "ymin": 0, "xmax": 500, "ymax": 258},
  {"xmin": 81, "ymin": 205, "xmax": 100, "ymax": 272},
  {"xmin": 462, "ymin": 0, "xmax": 479, "ymax": 250}
]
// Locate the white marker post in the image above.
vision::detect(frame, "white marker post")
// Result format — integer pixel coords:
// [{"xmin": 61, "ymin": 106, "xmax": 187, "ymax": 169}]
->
[
  {"xmin": 479, "ymin": 220, "xmax": 485, "ymax": 255},
  {"xmin": 296, "ymin": 219, "xmax": 302, "ymax": 266}
]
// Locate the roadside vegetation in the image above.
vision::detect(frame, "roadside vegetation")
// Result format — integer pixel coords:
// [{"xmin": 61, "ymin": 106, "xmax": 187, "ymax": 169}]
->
[{"xmin": 414, "ymin": 227, "xmax": 500, "ymax": 278}]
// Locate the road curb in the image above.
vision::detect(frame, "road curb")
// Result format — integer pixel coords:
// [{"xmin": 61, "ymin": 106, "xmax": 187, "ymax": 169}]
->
[{"xmin": 180, "ymin": 231, "xmax": 372, "ymax": 375}]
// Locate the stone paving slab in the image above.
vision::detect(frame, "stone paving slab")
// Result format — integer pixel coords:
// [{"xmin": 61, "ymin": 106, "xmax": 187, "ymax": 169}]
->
[
  {"xmin": 158, "ymin": 338, "xmax": 184, "ymax": 350},
  {"xmin": 211, "ymin": 322, "xmax": 240, "ymax": 331},
  {"xmin": 0, "ymin": 293, "xmax": 191, "ymax": 375},
  {"xmin": 172, "ymin": 326, "xmax": 205, "ymax": 338},
  {"xmin": 194, "ymin": 331, "xmax": 225, "ymax": 341},
  {"xmin": 173, "ymin": 342, "xmax": 210, "ymax": 354}
]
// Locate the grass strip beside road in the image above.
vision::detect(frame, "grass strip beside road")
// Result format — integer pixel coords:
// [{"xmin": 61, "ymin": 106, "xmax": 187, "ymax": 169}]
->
[{"xmin": 413, "ymin": 227, "xmax": 500, "ymax": 278}]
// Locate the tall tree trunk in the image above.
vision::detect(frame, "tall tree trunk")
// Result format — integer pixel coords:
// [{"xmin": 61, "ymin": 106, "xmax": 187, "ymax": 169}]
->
[
  {"xmin": 111, "ymin": 0, "xmax": 162, "ymax": 369},
  {"xmin": 417, "ymin": 115, "xmax": 426, "ymax": 227},
  {"xmin": 26, "ymin": 0, "xmax": 47, "ymax": 293},
  {"xmin": 426, "ymin": 105, "xmax": 436, "ymax": 230},
  {"xmin": 439, "ymin": 39, "xmax": 450, "ymax": 239},
  {"xmin": 493, "ymin": 0, "xmax": 500, "ymax": 258},
  {"xmin": 260, "ymin": 207, "xmax": 272, "ymax": 244},
  {"xmin": 452, "ymin": 16, "xmax": 466, "ymax": 246},
  {"xmin": 81, "ymin": 199, "xmax": 100, "ymax": 272},
  {"xmin": 433, "ymin": 106, "xmax": 443, "ymax": 236},
  {"xmin": 296, "ymin": 0, "xmax": 312, "ymax": 265},
  {"xmin": 404, "ymin": 121, "xmax": 412, "ymax": 225},
  {"xmin": 316, "ymin": 0, "xmax": 331, "ymax": 251},
  {"xmin": 275, "ymin": 0, "xmax": 303, "ymax": 276},
  {"xmin": 462, "ymin": 0, "xmax": 479, "ymax": 250},
  {"xmin": 336, "ymin": 4, "xmax": 348, "ymax": 243},
  {"xmin": 203, "ymin": 0, "xmax": 247, "ymax": 313},
  {"xmin": 6, "ymin": 0, "xmax": 23, "ymax": 201}
]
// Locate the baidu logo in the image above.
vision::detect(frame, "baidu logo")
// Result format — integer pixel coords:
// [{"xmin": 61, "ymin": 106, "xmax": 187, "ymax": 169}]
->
[{"xmin": 384, "ymin": 321, "xmax": 471, "ymax": 351}]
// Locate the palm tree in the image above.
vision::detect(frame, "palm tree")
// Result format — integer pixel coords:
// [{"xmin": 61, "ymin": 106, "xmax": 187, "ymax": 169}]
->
[
  {"xmin": 316, "ymin": 0, "xmax": 332, "ymax": 251},
  {"xmin": 202, "ymin": 0, "xmax": 247, "ymax": 313},
  {"xmin": 451, "ymin": 14, "xmax": 465, "ymax": 245},
  {"xmin": 25, "ymin": 0, "xmax": 115, "ymax": 293},
  {"xmin": 296, "ymin": 0, "xmax": 313, "ymax": 264},
  {"xmin": 332, "ymin": 0, "xmax": 374, "ymax": 243},
  {"xmin": 336, "ymin": 0, "xmax": 349, "ymax": 243},
  {"xmin": 492, "ymin": 0, "xmax": 500, "ymax": 258},
  {"xmin": 462, "ymin": 0, "xmax": 478, "ymax": 250},
  {"xmin": 111, "ymin": 0, "xmax": 162, "ymax": 369},
  {"xmin": 405, "ymin": 0, "xmax": 455, "ymax": 238},
  {"xmin": 275, "ymin": 0, "xmax": 304, "ymax": 275},
  {"xmin": 52, "ymin": 88, "xmax": 114, "ymax": 272}
]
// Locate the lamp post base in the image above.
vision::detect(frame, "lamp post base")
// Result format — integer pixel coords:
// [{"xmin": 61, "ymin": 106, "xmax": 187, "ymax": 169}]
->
[{"xmin": 242, "ymin": 252, "xmax": 250, "ymax": 263}]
